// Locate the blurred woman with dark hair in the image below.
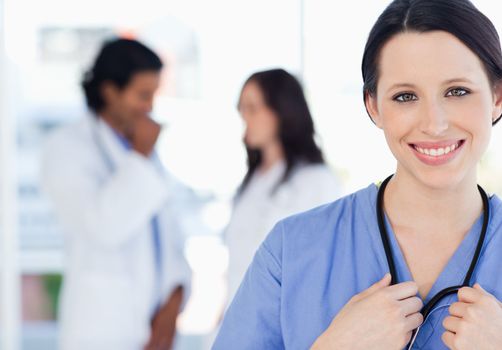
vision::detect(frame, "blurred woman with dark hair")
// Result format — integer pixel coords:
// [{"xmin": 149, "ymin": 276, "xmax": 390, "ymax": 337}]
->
[{"xmin": 225, "ymin": 68, "xmax": 341, "ymax": 303}]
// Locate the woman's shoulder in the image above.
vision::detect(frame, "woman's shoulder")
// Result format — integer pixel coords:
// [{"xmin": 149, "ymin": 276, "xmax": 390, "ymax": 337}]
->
[
  {"xmin": 488, "ymin": 193, "xmax": 502, "ymax": 237},
  {"xmin": 283, "ymin": 183, "xmax": 375, "ymax": 227}
]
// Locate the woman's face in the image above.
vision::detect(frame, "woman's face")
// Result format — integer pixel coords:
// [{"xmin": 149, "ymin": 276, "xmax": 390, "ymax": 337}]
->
[
  {"xmin": 366, "ymin": 30, "xmax": 502, "ymax": 190},
  {"xmin": 238, "ymin": 81, "xmax": 280, "ymax": 149}
]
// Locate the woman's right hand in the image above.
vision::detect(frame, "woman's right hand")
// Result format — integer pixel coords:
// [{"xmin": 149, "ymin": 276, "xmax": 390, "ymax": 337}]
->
[{"xmin": 311, "ymin": 273, "xmax": 423, "ymax": 350}]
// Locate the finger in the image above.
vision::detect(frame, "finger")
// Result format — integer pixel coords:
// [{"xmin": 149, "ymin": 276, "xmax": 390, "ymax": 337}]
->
[
  {"xmin": 404, "ymin": 312, "xmax": 423, "ymax": 332},
  {"xmin": 474, "ymin": 283, "xmax": 486, "ymax": 292},
  {"xmin": 386, "ymin": 281, "xmax": 419, "ymax": 300},
  {"xmin": 448, "ymin": 302, "xmax": 469, "ymax": 318},
  {"xmin": 356, "ymin": 273, "xmax": 392, "ymax": 299},
  {"xmin": 153, "ymin": 126, "xmax": 162, "ymax": 138},
  {"xmin": 404, "ymin": 331, "xmax": 413, "ymax": 346},
  {"xmin": 443, "ymin": 315, "xmax": 462, "ymax": 333},
  {"xmin": 148, "ymin": 118, "xmax": 161, "ymax": 128},
  {"xmin": 441, "ymin": 331, "xmax": 456, "ymax": 349},
  {"xmin": 400, "ymin": 296, "xmax": 423, "ymax": 316},
  {"xmin": 458, "ymin": 286, "xmax": 482, "ymax": 304},
  {"xmin": 473, "ymin": 283, "xmax": 494, "ymax": 298}
]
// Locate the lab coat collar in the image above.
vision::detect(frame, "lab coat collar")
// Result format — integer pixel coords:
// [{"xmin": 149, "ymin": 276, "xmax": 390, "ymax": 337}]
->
[{"xmin": 91, "ymin": 114, "xmax": 132, "ymax": 167}]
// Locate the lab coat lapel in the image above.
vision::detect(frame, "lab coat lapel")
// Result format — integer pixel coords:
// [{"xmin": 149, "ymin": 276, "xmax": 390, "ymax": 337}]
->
[{"xmin": 94, "ymin": 116, "xmax": 130, "ymax": 171}]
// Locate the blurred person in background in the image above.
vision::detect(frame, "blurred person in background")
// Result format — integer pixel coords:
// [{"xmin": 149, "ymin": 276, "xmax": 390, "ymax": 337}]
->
[
  {"xmin": 41, "ymin": 38, "xmax": 191, "ymax": 350},
  {"xmin": 225, "ymin": 68, "xmax": 341, "ymax": 305}
]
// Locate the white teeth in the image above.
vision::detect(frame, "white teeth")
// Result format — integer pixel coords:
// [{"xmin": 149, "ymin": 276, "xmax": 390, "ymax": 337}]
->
[{"xmin": 414, "ymin": 142, "xmax": 460, "ymax": 157}]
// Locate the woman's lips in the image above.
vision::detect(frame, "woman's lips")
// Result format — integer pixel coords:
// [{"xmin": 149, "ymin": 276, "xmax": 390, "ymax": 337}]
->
[{"xmin": 409, "ymin": 140, "xmax": 465, "ymax": 166}]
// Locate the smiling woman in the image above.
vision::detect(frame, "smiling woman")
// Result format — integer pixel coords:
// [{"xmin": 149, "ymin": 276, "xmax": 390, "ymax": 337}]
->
[{"xmin": 212, "ymin": 1, "xmax": 502, "ymax": 349}]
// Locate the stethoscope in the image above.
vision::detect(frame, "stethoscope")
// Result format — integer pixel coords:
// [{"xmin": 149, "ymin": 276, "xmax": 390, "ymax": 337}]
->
[{"xmin": 376, "ymin": 174, "xmax": 490, "ymax": 349}]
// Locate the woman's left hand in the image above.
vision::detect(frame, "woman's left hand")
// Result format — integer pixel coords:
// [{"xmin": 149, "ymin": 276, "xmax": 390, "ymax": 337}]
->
[{"xmin": 442, "ymin": 284, "xmax": 502, "ymax": 349}]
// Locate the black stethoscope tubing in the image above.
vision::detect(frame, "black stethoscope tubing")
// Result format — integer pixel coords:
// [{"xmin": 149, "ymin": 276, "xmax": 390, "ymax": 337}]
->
[{"xmin": 376, "ymin": 174, "xmax": 490, "ymax": 322}]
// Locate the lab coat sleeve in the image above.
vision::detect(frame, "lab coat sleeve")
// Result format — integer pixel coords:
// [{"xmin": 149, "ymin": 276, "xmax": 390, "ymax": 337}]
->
[
  {"xmin": 41, "ymin": 136, "xmax": 169, "ymax": 249},
  {"xmin": 213, "ymin": 222, "xmax": 285, "ymax": 350},
  {"xmin": 160, "ymin": 203, "xmax": 192, "ymax": 311}
]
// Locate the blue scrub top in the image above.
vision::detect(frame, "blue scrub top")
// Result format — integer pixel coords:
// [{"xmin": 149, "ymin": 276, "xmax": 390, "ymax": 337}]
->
[{"xmin": 213, "ymin": 183, "xmax": 502, "ymax": 350}]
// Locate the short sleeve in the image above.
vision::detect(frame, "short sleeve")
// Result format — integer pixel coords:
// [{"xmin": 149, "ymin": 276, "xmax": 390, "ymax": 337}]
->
[{"xmin": 213, "ymin": 222, "xmax": 285, "ymax": 350}]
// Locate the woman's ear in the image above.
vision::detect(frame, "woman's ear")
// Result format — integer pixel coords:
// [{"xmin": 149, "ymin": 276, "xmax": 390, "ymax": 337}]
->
[
  {"xmin": 100, "ymin": 81, "xmax": 119, "ymax": 106},
  {"xmin": 364, "ymin": 90, "xmax": 383, "ymax": 128},
  {"xmin": 492, "ymin": 82, "xmax": 502, "ymax": 125}
]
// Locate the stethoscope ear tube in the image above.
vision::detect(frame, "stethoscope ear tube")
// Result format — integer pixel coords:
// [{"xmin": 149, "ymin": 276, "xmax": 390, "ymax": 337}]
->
[
  {"xmin": 493, "ymin": 114, "xmax": 502, "ymax": 126},
  {"xmin": 376, "ymin": 175, "xmax": 398, "ymax": 285},
  {"xmin": 463, "ymin": 184, "xmax": 490, "ymax": 287}
]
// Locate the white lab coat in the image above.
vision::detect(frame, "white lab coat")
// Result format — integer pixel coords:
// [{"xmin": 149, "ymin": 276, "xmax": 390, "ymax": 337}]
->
[
  {"xmin": 41, "ymin": 115, "xmax": 192, "ymax": 350},
  {"xmin": 225, "ymin": 160, "xmax": 341, "ymax": 302}
]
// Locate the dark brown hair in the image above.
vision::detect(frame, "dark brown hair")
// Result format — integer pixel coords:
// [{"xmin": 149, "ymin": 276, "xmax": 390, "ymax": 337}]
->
[{"xmin": 362, "ymin": 0, "xmax": 502, "ymax": 124}]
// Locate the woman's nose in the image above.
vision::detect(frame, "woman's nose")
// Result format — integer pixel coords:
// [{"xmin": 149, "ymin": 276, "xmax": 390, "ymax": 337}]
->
[{"xmin": 419, "ymin": 100, "xmax": 449, "ymax": 136}]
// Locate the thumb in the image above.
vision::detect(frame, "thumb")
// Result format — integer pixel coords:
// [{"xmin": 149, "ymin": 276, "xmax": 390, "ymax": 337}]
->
[
  {"xmin": 473, "ymin": 283, "xmax": 488, "ymax": 294},
  {"xmin": 473, "ymin": 283, "xmax": 502, "ymax": 307},
  {"xmin": 355, "ymin": 273, "xmax": 392, "ymax": 300}
]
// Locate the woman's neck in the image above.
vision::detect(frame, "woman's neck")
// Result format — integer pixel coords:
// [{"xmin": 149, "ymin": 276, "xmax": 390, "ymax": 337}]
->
[
  {"xmin": 384, "ymin": 169, "xmax": 483, "ymax": 239},
  {"xmin": 259, "ymin": 140, "xmax": 284, "ymax": 173}
]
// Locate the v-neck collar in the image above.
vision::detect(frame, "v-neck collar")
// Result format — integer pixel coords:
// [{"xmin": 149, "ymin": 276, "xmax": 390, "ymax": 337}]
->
[{"xmin": 382, "ymin": 211, "xmax": 483, "ymax": 303}]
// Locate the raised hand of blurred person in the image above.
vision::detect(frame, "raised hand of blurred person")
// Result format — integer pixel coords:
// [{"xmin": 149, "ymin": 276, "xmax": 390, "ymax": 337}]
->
[{"xmin": 127, "ymin": 117, "xmax": 162, "ymax": 157}]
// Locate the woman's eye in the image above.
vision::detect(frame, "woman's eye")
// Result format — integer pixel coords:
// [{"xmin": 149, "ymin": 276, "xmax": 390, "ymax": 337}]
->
[
  {"xmin": 394, "ymin": 93, "xmax": 417, "ymax": 102},
  {"xmin": 446, "ymin": 88, "xmax": 468, "ymax": 97}
]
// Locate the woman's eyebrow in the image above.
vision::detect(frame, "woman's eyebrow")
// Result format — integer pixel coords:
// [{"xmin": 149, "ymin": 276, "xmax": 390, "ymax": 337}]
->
[
  {"xmin": 387, "ymin": 83, "xmax": 416, "ymax": 92},
  {"xmin": 441, "ymin": 77, "xmax": 475, "ymax": 85},
  {"xmin": 386, "ymin": 78, "xmax": 476, "ymax": 93}
]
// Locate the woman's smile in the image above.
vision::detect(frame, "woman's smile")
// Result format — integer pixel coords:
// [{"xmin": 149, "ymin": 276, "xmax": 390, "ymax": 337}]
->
[{"xmin": 409, "ymin": 139, "xmax": 465, "ymax": 166}]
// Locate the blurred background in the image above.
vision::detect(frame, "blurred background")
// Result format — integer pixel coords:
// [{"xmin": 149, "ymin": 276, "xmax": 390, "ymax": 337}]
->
[{"xmin": 0, "ymin": 0, "xmax": 501, "ymax": 349}]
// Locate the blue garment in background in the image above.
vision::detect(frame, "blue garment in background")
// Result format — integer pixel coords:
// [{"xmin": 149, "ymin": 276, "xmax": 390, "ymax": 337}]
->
[
  {"xmin": 105, "ymin": 130, "xmax": 164, "ymax": 301},
  {"xmin": 213, "ymin": 184, "xmax": 502, "ymax": 350}
]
